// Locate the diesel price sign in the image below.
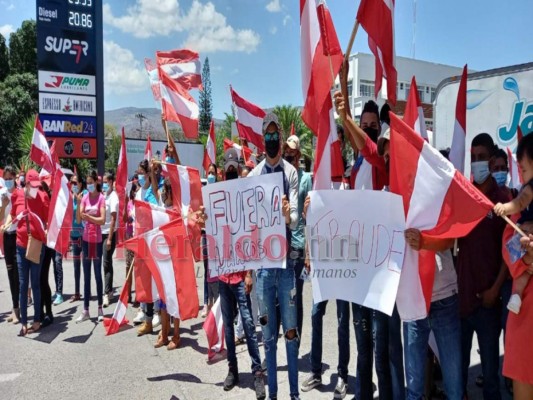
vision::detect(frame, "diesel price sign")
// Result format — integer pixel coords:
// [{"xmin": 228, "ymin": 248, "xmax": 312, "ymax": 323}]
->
[{"xmin": 37, "ymin": 0, "xmax": 103, "ymax": 168}]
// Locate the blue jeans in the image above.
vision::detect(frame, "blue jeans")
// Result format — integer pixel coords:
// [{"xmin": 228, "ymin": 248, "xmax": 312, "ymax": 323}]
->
[
  {"xmin": 310, "ymin": 299, "xmax": 350, "ymax": 380},
  {"xmin": 288, "ymin": 250, "xmax": 305, "ymax": 337},
  {"xmin": 82, "ymin": 241, "xmax": 103, "ymax": 311},
  {"xmin": 52, "ymin": 251, "xmax": 63, "ymax": 294},
  {"xmin": 389, "ymin": 305, "xmax": 405, "ymax": 400},
  {"xmin": 461, "ymin": 306, "xmax": 502, "ymax": 400},
  {"xmin": 219, "ymin": 280, "xmax": 262, "ymax": 373},
  {"xmin": 71, "ymin": 236, "xmax": 82, "ymax": 295},
  {"xmin": 16, "ymin": 245, "xmax": 44, "ymax": 325},
  {"xmin": 404, "ymin": 294, "xmax": 462, "ymax": 400},
  {"xmin": 352, "ymin": 304, "xmax": 392, "ymax": 400},
  {"xmin": 256, "ymin": 267, "xmax": 299, "ymax": 398}
]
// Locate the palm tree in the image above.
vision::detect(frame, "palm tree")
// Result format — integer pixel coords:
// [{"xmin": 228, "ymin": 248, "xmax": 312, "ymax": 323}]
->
[{"xmin": 17, "ymin": 116, "xmax": 36, "ymax": 172}]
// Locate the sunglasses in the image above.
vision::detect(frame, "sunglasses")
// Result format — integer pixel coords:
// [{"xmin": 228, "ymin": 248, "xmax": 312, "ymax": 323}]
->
[{"xmin": 264, "ymin": 131, "xmax": 279, "ymax": 142}]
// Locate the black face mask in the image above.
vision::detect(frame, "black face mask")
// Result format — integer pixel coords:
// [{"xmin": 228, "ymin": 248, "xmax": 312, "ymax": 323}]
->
[
  {"xmin": 265, "ymin": 140, "xmax": 280, "ymax": 159},
  {"xmin": 363, "ymin": 127, "xmax": 379, "ymax": 143},
  {"xmin": 226, "ymin": 170, "xmax": 239, "ymax": 180},
  {"xmin": 284, "ymin": 155, "xmax": 295, "ymax": 164}
]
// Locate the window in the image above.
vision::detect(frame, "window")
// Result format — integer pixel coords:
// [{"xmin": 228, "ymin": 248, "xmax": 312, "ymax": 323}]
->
[
  {"xmin": 418, "ymin": 88, "xmax": 425, "ymax": 102},
  {"xmin": 405, "ymin": 83, "xmax": 411, "ymax": 100},
  {"xmin": 400, "ymin": 82, "xmax": 404, "ymax": 90},
  {"xmin": 430, "ymin": 87, "xmax": 437, "ymax": 102},
  {"xmin": 359, "ymin": 79, "xmax": 375, "ymax": 98}
]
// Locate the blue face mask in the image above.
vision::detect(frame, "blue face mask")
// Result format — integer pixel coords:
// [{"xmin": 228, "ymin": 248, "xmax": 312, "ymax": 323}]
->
[
  {"xmin": 492, "ymin": 171, "xmax": 508, "ymax": 187},
  {"xmin": 4, "ymin": 179, "xmax": 14, "ymax": 190},
  {"xmin": 102, "ymin": 183, "xmax": 110, "ymax": 192},
  {"xmin": 138, "ymin": 174, "xmax": 146, "ymax": 186},
  {"xmin": 72, "ymin": 185, "xmax": 79, "ymax": 194},
  {"xmin": 207, "ymin": 174, "xmax": 216, "ymax": 184},
  {"xmin": 87, "ymin": 184, "xmax": 96, "ymax": 193},
  {"xmin": 166, "ymin": 157, "xmax": 176, "ymax": 164}
]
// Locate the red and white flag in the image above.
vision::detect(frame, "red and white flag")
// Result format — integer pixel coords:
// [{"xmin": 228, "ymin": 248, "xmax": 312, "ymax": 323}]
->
[
  {"xmin": 47, "ymin": 167, "xmax": 73, "ymax": 255},
  {"xmin": 223, "ymin": 138, "xmax": 253, "ymax": 163},
  {"xmin": 449, "ymin": 65, "xmax": 468, "ymax": 173},
  {"xmin": 203, "ymin": 120, "xmax": 216, "ymax": 173},
  {"xmin": 389, "ymin": 112, "xmax": 493, "ymax": 321},
  {"xmin": 203, "ymin": 296, "xmax": 225, "ymax": 360},
  {"xmin": 507, "ymin": 147, "xmax": 522, "ymax": 189},
  {"xmin": 403, "ymin": 76, "xmax": 428, "ymax": 140},
  {"xmin": 30, "ymin": 116, "xmax": 55, "ymax": 174},
  {"xmin": 124, "ymin": 218, "xmax": 199, "ymax": 320},
  {"xmin": 104, "ymin": 281, "xmax": 130, "ymax": 336},
  {"xmin": 13, "ymin": 210, "xmax": 47, "ymax": 243},
  {"xmin": 116, "ymin": 128, "xmax": 128, "ymax": 245},
  {"xmin": 145, "ymin": 58, "xmax": 162, "ymax": 102},
  {"xmin": 230, "ymin": 87, "xmax": 266, "ymax": 153},
  {"xmin": 156, "ymin": 49, "xmax": 202, "ymax": 90},
  {"xmin": 160, "ymin": 69, "xmax": 199, "ymax": 139},
  {"xmin": 144, "ymin": 134, "xmax": 152, "ymax": 161},
  {"xmin": 300, "ymin": 0, "xmax": 344, "ymax": 189},
  {"xmin": 357, "ymin": 0, "xmax": 397, "ymax": 105}
]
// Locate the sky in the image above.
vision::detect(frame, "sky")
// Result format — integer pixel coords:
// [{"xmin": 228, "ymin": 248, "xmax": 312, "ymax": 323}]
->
[{"xmin": 1, "ymin": 0, "xmax": 532, "ymax": 119}]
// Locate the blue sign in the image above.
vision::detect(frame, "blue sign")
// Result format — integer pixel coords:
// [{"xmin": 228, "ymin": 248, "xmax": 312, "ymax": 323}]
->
[{"xmin": 39, "ymin": 114, "xmax": 97, "ymax": 138}]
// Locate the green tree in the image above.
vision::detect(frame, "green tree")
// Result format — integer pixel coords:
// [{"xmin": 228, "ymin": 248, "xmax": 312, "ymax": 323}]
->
[
  {"xmin": 8, "ymin": 20, "xmax": 36, "ymax": 75},
  {"xmin": 0, "ymin": 34, "xmax": 9, "ymax": 81},
  {"xmin": 0, "ymin": 72, "xmax": 38, "ymax": 162},
  {"xmin": 104, "ymin": 124, "xmax": 121, "ymax": 172},
  {"xmin": 198, "ymin": 57, "xmax": 213, "ymax": 134}
]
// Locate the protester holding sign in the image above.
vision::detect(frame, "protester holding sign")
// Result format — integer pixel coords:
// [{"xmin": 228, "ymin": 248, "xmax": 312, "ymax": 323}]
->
[{"xmin": 247, "ymin": 113, "xmax": 299, "ymax": 400}]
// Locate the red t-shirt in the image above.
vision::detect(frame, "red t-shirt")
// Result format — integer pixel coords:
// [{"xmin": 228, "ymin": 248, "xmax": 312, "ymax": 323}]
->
[
  {"xmin": 10, "ymin": 188, "xmax": 50, "ymax": 248},
  {"xmin": 350, "ymin": 135, "xmax": 389, "ymax": 190}
]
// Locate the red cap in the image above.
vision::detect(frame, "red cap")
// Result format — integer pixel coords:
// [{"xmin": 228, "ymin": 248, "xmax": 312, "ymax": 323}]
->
[{"xmin": 26, "ymin": 169, "xmax": 41, "ymax": 188}]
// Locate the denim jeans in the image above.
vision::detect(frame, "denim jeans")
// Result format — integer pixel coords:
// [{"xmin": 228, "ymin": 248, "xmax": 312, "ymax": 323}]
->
[
  {"xmin": 17, "ymin": 245, "xmax": 44, "ymax": 325},
  {"xmin": 82, "ymin": 241, "xmax": 103, "ymax": 311},
  {"xmin": 102, "ymin": 233, "xmax": 116, "ymax": 294},
  {"xmin": 461, "ymin": 305, "xmax": 502, "ymax": 400},
  {"xmin": 219, "ymin": 280, "xmax": 262, "ymax": 373},
  {"xmin": 404, "ymin": 294, "xmax": 462, "ymax": 400},
  {"xmin": 310, "ymin": 299, "xmax": 350, "ymax": 380},
  {"xmin": 289, "ymin": 251, "xmax": 305, "ymax": 338},
  {"xmin": 389, "ymin": 305, "xmax": 405, "ymax": 400},
  {"xmin": 352, "ymin": 304, "xmax": 392, "ymax": 400},
  {"xmin": 256, "ymin": 267, "xmax": 299, "ymax": 398},
  {"xmin": 4, "ymin": 232, "xmax": 19, "ymax": 309},
  {"xmin": 52, "ymin": 250, "xmax": 63, "ymax": 294},
  {"xmin": 71, "ymin": 236, "xmax": 82, "ymax": 295}
]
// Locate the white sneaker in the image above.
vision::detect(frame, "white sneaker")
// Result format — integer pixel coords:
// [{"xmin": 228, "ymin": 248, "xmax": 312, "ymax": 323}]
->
[
  {"xmin": 152, "ymin": 313, "xmax": 161, "ymax": 328},
  {"xmin": 200, "ymin": 305, "xmax": 208, "ymax": 318},
  {"xmin": 334, "ymin": 376, "xmax": 348, "ymax": 399},
  {"xmin": 133, "ymin": 310, "xmax": 146, "ymax": 325},
  {"xmin": 507, "ymin": 294, "xmax": 522, "ymax": 314},
  {"xmin": 98, "ymin": 308, "xmax": 104, "ymax": 322},
  {"xmin": 103, "ymin": 295, "xmax": 109, "ymax": 308},
  {"xmin": 76, "ymin": 310, "xmax": 90, "ymax": 323}
]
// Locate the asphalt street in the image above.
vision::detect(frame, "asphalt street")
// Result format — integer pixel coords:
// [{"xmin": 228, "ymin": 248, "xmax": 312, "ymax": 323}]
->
[{"xmin": 0, "ymin": 257, "xmax": 511, "ymax": 400}]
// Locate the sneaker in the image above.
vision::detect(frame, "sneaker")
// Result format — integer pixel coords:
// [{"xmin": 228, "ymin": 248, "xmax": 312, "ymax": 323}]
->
[
  {"xmin": 300, "ymin": 373, "xmax": 322, "ymax": 392},
  {"xmin": 98, "ymin": 308, "xmax": 104, "ymax": 322},
  {"xmin": 133, "ymin": 310, "xmax": 146, "ymax": 325},
  {"xmin": 200, "ymin": 305, "xmax": 208, "ymax": 318},
  {"xmin": 223, "ymin": 369, "xmax": 239, "ymax": 391},
  {"xmin": 76, "ymin": 310, "xmax": 90, "ymax": 323},
  {"xmin": 507, "ymin": 293, "xmax": 522, "ymax": 314},
  {"xmin": 290, "ymin": 396, "xmax": 301, "ymax": 400},
  {"xmin": 52, "ymin": 292, "xmax": 58, "ymax": 301},
  {"xmin": 253, "ymin": 372, "xmax": 266, "ymax": 400},
  {"xmin": 152, "ymin": 313, "xmax": 161, "ymax": 329},
  {"xmin": 53, "ymin": 294, "xmax": 64, "ymax": 306},
  {"xmin": 103, "ymin": 295, "xmax": 109, "ymax": 308},
  {"xmin": 334, "ymin": 376, "xmax": 348, "ymax": 399}
]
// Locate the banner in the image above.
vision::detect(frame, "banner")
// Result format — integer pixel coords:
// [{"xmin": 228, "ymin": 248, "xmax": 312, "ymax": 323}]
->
[
  {"xmin": 202, "ymin": 173, "xmax": 287, "ymax": 277},
  {"xmin": 306, "ymin": 190, "xmax": 406, "ymax": 315}
]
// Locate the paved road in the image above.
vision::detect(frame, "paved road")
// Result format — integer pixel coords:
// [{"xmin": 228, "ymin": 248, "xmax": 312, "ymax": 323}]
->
[{"xmin": 0, "ymin": 258, "xmax": 511, "ymax": 400}]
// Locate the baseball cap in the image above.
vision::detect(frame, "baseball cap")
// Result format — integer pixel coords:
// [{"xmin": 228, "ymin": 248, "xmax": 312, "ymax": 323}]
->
[
  {"xmin": 286, "ymin": 135, "xmax": 300, "ymax": 151},
  {"xmin": 262, "ymin": 112, "xmax": 281, "ymax": 135},
  {"xmin": 26, "ymin": 169, "xmax": 41, "ymax": 188},
  {"xmin": 377, "ymin": 127, "xmax": 391, "ymax": 156},
  {"xmin": 224, "ymin": 148, "xmax": 239, "ymax": 171}
]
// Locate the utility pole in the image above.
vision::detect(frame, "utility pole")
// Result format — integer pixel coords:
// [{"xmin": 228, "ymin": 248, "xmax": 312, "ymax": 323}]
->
[{"xmin": 135, "ymin": 113, "xmax": 147, "ymax": 139}]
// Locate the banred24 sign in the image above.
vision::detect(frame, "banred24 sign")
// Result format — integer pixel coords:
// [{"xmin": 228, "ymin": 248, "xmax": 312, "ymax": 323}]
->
[
  {"xmin": 38, "ymin": 71, "xmax": 95, "ymax": 95},
  {"xmin": 39, "ymin": 114, "xmax": 96, "ymax": 138}
]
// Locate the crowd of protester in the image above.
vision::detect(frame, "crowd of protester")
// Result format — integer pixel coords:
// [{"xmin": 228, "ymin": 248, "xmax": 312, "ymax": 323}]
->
[{"xmin": 1, "ymin": 96, "xmax": 533, "ymax": 399}]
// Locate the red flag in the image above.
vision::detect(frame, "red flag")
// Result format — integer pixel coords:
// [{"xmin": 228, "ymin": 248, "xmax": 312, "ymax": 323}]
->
[
  {"xmin": 203, "ymin": 120, "xmax": 216, "ymax": 173},
  {"xmin": 290, "ymin": 122, "xmax": 295, "ymax": 136},
  {"xmin": 300, "ymin": 0, "xmax": 343, "ymax": 189},
  {"xmin": 389, "ymin": 112, "xmax": 493, "ymax": 320},
  {"xmin": 47, "ymin": 167, "xmax": 73, "ymax": 255},
  {"xmin": 223, "ymin": 138, "xmax": 253, "ymax": 162},
  {"xmin": 449, "ymin": 65, "xmax": 468, "ymax": 173},
  {"xmin": 403, "ymin": 76, "xmax": 428, "ymax": 140},
  {"xmin": 30, "ymin": 116, "xmax": 55, "ymax": 174},
  {"xmin": 116, "ymin": 128, "xmax": 128, "ymax": 246},
  {"xmin": 124, "ymin": 218, "xmax": 199, "ymax": 320},
  {"xmin": 203, "ymin": 296, "xmax": 225, "ymax": 360},
  {"xmin": 144, "ymin": 134, "xmax": 152, "ymax": 161},
  {"xmin": 156, "ymin": 49, "xmax": 202, "ymax": 90},
  {"xmin": 230, "ymin": 87, "xmax": 266, "ymax": 153},
  {"xmin": 104, "ymin": 281, "xmax": 130, "ymax": 335},
  {"xmin": 357, "ymin": 0, "xmax": 398, "ymax": 105}
]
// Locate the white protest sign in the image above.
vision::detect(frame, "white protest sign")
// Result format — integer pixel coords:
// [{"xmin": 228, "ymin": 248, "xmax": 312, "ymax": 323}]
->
[
  {"xmin": 202, "ymin": 172, "xmax": 287, "ymax": 277},
  {"xmin": 306, "ymin": 190, "xmax": 406, "ymax": 316}
]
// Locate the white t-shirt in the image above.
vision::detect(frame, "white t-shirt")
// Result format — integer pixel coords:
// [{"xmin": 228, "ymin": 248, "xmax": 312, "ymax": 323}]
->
[
  {"xmin": 101, "ymin": 190, "xmax": 119, "ymax": 235},
  {"xmin": 432, "ymin": 250, "xmax": 458, "ymax": 302},
  {"xmin": 1, "ymin": 189, "xmax": 17, "ymax": 233}
]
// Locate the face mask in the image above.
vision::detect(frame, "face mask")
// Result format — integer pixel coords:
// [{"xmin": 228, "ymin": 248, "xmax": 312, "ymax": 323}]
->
[
  {"xmin": 207, "ymin": 174, "xmax": 216, "ymax": 184},
  {"xmin": 28, "ymin": 187, "xmax": 38, "ymax": 199},
  {"xmin": 19, "ymin": 176, "xmax": 25, "ymax": 184},
  {"xmin": 102, "ymin": 183, "xmax": 110, "ymax": 192},
  {"xmin": 492, "ymin": 171, "xmax": 508, "ymax": 187},
  {"xmin": 265, "ymin": 140, "xmax": 280, "ymax": 159},
  {"xmin": 72, "ymin": 185, "xmax": 79, "ymax": 194},
  {"xmin": 471, "ymin": 161, "xmax": 490, "ymax": 184},
  {"xmin": 284, "ymin": 155, "xmax": 295, "ymax": 164},
  {"xmin": 4, "ymin": 179, "xmax": 14, "ymax": 190},
  {"xmin": 138, "ymin": 174, "xmax": 146, "ymax": 186},
  {"xmin": 226, "ymin": 170, "xmax": 239, "ymax": 181},
  {"xmin": 87, "ymin": 184, "xmax": 96, "ymax": 193},
  {"xmin": 363, "ymin": 127, "xmax": 379, "ymax": 143},
  {"xmin": 166, "ymin": 157, "xmax": 176, "ymax": 164}
]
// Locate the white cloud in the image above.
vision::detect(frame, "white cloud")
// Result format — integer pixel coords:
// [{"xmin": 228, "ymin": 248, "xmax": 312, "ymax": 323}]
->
[
  {"xmin": 0, "ymin": 24, "xmax": 14, "ymax": 37},
  {"xmin": 269, "ymin": 26, "xmax": 278, "ymax": 35},
  {"xmin": 7, "ymin": 3, "xmax": 14, "ymax": 10},
  {"xmin": 283, "ymin": 15, "xmax": 292, "ymax": 26},
  {"xmin": 266, "ymin": 0, "xmax": 281, "ymax": 13},
  {"xmin": 104, "ymin": 41, "xmax": 147, "ymax": 95},
  {"xmin": 104, "ymin": 0, "xmax": 260, "ymax": 53}
]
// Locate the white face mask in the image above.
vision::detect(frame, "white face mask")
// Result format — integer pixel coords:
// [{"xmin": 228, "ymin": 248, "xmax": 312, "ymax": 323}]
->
[
  {"xmin": 471, "ymin": 161, "xmax": 490, "ymax": 184},
  {"xmin": 28, "ymin": 187, "xmax": 39, "ymax": 199}
]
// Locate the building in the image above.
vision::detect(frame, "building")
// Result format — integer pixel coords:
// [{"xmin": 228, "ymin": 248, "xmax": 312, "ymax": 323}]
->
[{"xmin": 338, "ymin": 53, "xmax": 466, "ymax": 131}]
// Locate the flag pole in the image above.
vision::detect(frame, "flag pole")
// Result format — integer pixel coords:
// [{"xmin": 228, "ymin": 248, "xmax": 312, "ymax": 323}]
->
[
  {"xmin": 502, "ymin": 215, "xmax": 528, "ymax": 238},
  {"xmin": 345, "ymin": 20, "xmax": 359, "ymax": 63}
]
